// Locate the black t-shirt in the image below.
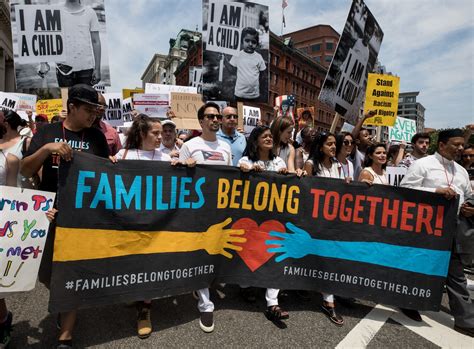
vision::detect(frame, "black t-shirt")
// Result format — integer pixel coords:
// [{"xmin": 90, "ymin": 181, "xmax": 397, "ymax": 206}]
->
[{"xmin": 25, "ymin": 122, "xmax": 109, "ymax": 192}]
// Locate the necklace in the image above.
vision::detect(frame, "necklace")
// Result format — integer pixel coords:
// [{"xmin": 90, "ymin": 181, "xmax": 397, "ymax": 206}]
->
[
  {"xmin": 440, "ymin": 156, "xmax": 454, "ymax": 188},
  {"xmin": 137, "ymin": 149, "xmax": 155, "ymax": 160},
  {"xmin": 62, "ymin": 124, "xmax": 84, "ymax": 151}
]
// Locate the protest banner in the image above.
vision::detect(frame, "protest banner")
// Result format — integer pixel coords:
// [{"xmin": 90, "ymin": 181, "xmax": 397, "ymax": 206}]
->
[
  {"xmin": 10, "ymin": 0, "xmax": 111, "ymax": 89},
  {"xmin": 319, "ymin": 0, "xmax": 383, "ymax": 124},
  {"xmin": 0, "ymin": 92, "xmax": 19, "ymax": 112},
  {"xmin": 122, "ymin": 88, "xmax": 144, "ymax": 99},
  {"xmin": 388, "ymin": 117, "xmax": 417, "ymax": 142},
  {"xmin": 386, "ymin": 166, "xmax": 408, "ymax": 187},
  {"xmin": 170, "ymin": 92, "xmax": 204, "ymax": 129},
  {"xmin": 144, "ymin": 83, "xmax": 197, "ymax": 97},
  {"xmin": 36, "ymin": 99, "xmax": 63, "ymax": 121},
  {"xmin": 133, "ymin": 94, "xmax": 169, "ymax": 119},
  {"xmin": 243, "ymin": 106, "xmax": 260, "ymax": 136},
  {"xmin": 102, "ymin": 93, "xmax": 123, "ymax": 127},
  {"xmin": 122, "ymin": 97, "xmax": 133, "ymax": 123},
  {"xmin": 202, "ymin": 0, "xmax": 269, "ymax": 103},
  {"xmin": 364, "ymin": 74, "xmax": 400, "ymax": 126},
  {"xmin": 49, "ymin": 152, "xmax": 457, "ymax": 313},
  {"xmin": 0, "ymin": 186, "xmax": 55, "ymax": 293}
]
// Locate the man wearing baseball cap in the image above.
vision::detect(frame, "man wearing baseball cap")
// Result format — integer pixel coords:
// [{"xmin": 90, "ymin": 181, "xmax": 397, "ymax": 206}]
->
[
  {"xmin": 21, "ymin": 84, "xmax": 109, "ymax": 348},
  {"xmin": 160, "ymin": 119, "xmax": 180, "ymax": 158}
]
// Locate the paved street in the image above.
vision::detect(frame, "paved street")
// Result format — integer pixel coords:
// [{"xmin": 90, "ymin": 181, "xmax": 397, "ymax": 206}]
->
[{"xmin": 5, "ymin": 279, "xmax": 473, "ymax": 348}]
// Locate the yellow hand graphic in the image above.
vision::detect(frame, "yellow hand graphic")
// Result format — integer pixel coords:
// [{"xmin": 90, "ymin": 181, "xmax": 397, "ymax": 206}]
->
[{"xmin": 202, "ymin": 218, "xmax": 246, "ymax": 259}]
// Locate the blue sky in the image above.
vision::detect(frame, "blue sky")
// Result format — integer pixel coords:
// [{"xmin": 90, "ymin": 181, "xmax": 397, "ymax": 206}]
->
[{"xmin": 104, "ymin": 0, "xmax": 474, "ymax": 129}]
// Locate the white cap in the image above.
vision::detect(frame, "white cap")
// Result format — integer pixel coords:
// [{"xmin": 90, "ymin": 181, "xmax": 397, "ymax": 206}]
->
[{"xmin": 162, "ymin": 119, "xmax": 176, "ymax": 128}]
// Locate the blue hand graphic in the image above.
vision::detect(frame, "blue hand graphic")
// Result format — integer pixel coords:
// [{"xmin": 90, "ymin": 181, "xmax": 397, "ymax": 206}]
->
[
  {"xmin": 265, "ymin": 223, "xmax": 451, "ymax": 277},
  {"xmin": 266, "ymin": 223, "xmax": 316, "ymax": 262}
]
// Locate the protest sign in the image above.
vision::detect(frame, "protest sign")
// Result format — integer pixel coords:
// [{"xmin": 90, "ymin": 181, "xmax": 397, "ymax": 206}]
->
[
  {"xmin": 202, "ymin": 0, "xmax": 269, "ymax": 103},
  {"xmin": 243, "ymin": 106, "xmax": 260, "ymax": 136},
  {"xmin": 93, "ymin": 84, "xmax": 107, "ymax": 94},
  {"xmin": 340, "ymin": 122, "xmax": 355, "ymax": 133},
  {"xmin": 10, "ymin": 0, "xmax": 111, "ymax": 89},
  {"xmin": 170, "ymin": 92, "xmax": 204, "ymax": 129},
  {"xmin": 189, "ymin": 66, "xmax": 203, "ymax": 94},
  {"xmin": 102, "ymin": 93, "xmax": 123, "ymax": 127},
  {"xmin": 122, "ymin": 97, "xmax": 133, "ymax": 123},
  {"xmin": 0, "ymin": 186, "xmax": 55, "ymax": 293},
  {"xmin": 36, "ymin": 99, "xmax": 63, "ymax": 121},
  {"xmin": 14, "ymin": 93, "xmax": 37, "ymax": 111},
  {"xmin": 388, "ymin": 117, "xmax": 417, "ymax": 142},
  {"xmin": 386, "ymin": 166, "xmax": 407, "ymax": 187},
  {"xmin": 319, "ymin": 0, "xmax": 383, "ymax": 124},
  {"xmin": 133, "ymin": 94, "xmax": 169, "ymax": 119},
  {"xmin": 144, "ymin": 83, "xmax": 197, "ymax": 97},
  {"xmin": 0, "ymin": 92, "xmax": 19, "ymax": 112},
  {"xmin": 122, "ymin": 88, "xmax": 144, "ymax": 99},
  {"xmin": 296, "ymin": 107, "xmax": 315, "ymax": 120},
  {"xmin": 50, "ymin": 152, "xmax": 457, "ymax": 313},
  {"xmin": 364, "ymin": 74, "xmax": 400, "ymax": 126}
]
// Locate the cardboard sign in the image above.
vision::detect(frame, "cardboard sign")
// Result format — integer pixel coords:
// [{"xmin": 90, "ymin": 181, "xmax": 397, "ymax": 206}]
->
[
  {"xmin": 36, "ymin": 99, "xmax": 63, "ymax": 120},
  {"xmin": 170, "ymin": 92, "xmax": 204, "ymax": 129},
  {"xmin": 0, "ymin": 93, "xmax": 19, "ymax": 112},
  {"xmin": 133, "ymin": 94, "xmax": 169, "ymax": 119},
  {"xmin": 103, "ymin": 93, "xmax": 123, "ymax": 127},
  {"xmin": 388, "ymin": 117, "xmax": 416, "ymax": 142},
  {"xmin": 243, "ymin": 106, "xmax": 260, "ymax": 136},
  {"xmin": 0, "ymin": 186, "xmax": 56, "ymax": 293},
  {"xmin": 364, "ymin": 74, "xmax": 400, "ymax": 126},
  {"xmin": 386, "ymin": 166, "xmax": 408, "ymax": 187}
]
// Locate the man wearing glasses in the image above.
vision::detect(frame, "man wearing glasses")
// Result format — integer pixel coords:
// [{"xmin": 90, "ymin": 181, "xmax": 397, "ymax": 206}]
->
[
  {"xmin": 217, "ymin": 106, "xmax": 246, "ymax": 166},
  {"xmin": 178, "ymin": 101, "xmax": 232, "ymax": 333}
]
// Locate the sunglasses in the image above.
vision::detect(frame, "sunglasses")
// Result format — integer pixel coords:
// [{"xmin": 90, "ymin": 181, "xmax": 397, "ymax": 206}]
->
[
  {"xmin": 343, "ymin": 140, "xmax": 354, "ymax": 146},
  {"xmin": 203, "ymin": 114, "xmax": 223, "ymax": 120},
  {"xmin": 224, "ymin": 114, "xmax": 238, "ymax": 120}
]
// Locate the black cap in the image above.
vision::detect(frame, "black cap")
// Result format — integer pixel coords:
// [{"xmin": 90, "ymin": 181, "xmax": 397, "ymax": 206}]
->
[{"xmin": 67, "ymin": 84, "xmax": 101, "ymax": 107}]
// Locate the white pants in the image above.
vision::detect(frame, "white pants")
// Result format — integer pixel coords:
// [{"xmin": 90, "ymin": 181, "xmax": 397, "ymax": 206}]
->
[
  {"xmin": 265, "ymin": 288, "xmax": 280, "ymax": 307},
  {"xmin": 322, "ymin": 292, "xmax": 334, "ymax": 303},
  {"xmin": 197, "ymin": 288, "xmax": 214, "ymax": 312}
]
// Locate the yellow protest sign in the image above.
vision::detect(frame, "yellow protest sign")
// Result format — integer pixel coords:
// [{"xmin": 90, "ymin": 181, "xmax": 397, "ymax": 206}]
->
[
  {"xmin": 122, "ymin": 88, "xmax": 144, "ymax": 99},
  {"xmin": 36, "ymin": 99, "xmax": 63, "ymax": 121},
  {"xmin": 363, "ymin": 74, "xmax": 400, "ymax": 127}
]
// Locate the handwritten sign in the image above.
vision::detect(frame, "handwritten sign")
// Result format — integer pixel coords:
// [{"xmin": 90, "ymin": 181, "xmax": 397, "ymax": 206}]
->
[
  {"xmin": 36, "ymin": 99, "xmax": 63, "ymax": 120},
  {"xmin": 388, "ymin": 117, "xmax": 416, "ymax": 142},
  {"xmin": 364, "ymin": 73, "xmax": 400, "ymax": 127},
  {"xmin": 0, "ymin": 186, "xmax": 55, "ymax": 293},
  {"xmin": 170, "ymin": 92, "xmax": 204, "ymax": 129}
]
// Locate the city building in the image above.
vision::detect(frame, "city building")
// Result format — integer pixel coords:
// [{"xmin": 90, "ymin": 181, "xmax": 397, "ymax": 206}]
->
[
  {"xmin": 397, "ymin": 91, "xmax": 426, "ymax": 134},
  {"xmin": 142, "ymin": 29, "xmax": 201, "ymax": 87},
  {"xmin": 141, "ymin": 54, "xmax": 167, "ymax": 88},
  {"xmin": 283, "ymin": 24, "xmax": 340, "ymax": 67},
  {"xmin": 174, "ymin": 39, "xmax": 202, "ymax": 87},
  {"xmin": 0, "ymin": 0, "xmax": 15, "ymax": 92}
]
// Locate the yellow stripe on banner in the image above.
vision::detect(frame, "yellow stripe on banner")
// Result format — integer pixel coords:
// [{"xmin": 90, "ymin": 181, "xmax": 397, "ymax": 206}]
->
[{"xmin": 54, "ymin": 227, "xmax": 205, "ymax": 262}]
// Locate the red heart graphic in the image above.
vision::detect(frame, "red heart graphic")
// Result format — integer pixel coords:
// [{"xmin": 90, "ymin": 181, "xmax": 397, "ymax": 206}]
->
[{"xmin": 232, "ymin": 218, "xmax": 285, "ymax": 272}]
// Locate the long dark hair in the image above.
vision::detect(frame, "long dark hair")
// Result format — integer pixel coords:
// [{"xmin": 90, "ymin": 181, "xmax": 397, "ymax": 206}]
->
[
  {"xmin": 124, "ymin": 114, "xmax": 160, "ymax": 150},
  {"xmin": 308, "ymin": 132, "xmax": 335, "ymax": 175},
  {"xmin": 364, "ymin": 143, "xmax": 387, "ymax": 169},
  {"xmin": 4, "ymin": 110, "xmax": 27, "ymax": 131},
  {"xmin": 336, "ymin": 132, "xmax": 353, "ymax": 157},
  {"xmin": 243, "ymin": 125, "xmax": 276, "ymax": 162}
]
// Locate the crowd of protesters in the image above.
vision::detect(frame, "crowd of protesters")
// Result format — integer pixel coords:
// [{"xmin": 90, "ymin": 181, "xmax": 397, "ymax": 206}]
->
[{"xmin": 0, "ymin": 84, "xmax": 473, "ymax": 347}]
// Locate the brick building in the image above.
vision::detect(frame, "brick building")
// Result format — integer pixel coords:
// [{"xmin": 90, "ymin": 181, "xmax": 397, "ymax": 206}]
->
[
  {"xmin": 0, "ymin": 0, "xmax": 15, "ymax": 92},
  {"xmin": 174, "ymin": 31, "xmax": 342, "ymax": 132}
]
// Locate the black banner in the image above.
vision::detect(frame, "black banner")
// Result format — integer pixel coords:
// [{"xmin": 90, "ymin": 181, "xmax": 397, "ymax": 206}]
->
[{"xmin": 50, "ymin": 152, "xmax": 457, "ymax": 313}]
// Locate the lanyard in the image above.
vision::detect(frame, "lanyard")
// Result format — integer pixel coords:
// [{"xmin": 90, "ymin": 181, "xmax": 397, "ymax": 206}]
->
[{"xmin": 441, "ymin": 156, "xmax": 454, "ymax": 188}]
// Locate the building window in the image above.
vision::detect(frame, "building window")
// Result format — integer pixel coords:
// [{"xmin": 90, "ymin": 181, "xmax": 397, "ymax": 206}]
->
[
  {"xmin": 324, "ymin": 55, "xmax": 332, "ymax": 63},
  {"xmin": 326, "ymin": 42, "xmax": 334, "ymax": 50},
  {"xmin": 311, "ymin": 43, "xmax": 321, "ymax": 52},
  {"xmin": 314, "ymin": 56, "xmax": 321, "ymax": 63},
  {"xmin": 274, "ymin": 55, "xmax": 280, "ymax": 66},
  {"xmin": 273, "ymin": 74, "xmax": 279, "ymax": 85}
]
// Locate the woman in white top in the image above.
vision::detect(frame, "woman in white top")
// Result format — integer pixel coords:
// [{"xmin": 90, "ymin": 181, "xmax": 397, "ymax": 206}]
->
[
  {"xmin": 0, "ymin": 110, "xmax": 29, "ymax": 160},
  {"xmin": 335, "ymin": 132, "xmax": 355, "ymax": 181},
  {"xmin": 295, "ymin": 126, "xmax": 316, "ymax": 170},
  {"xmin": 358, "ymin": 143, "xmax": 389, "ymax": 185},
  {"xmin": 113, "ymin": 114, "xmax": 170, "ymax": 339},
  {"xmin": 304, "ymin": 132, "xmax": 345, "ymax": 326},
  {"xmin": 270, "ymin": 116, "xmax": 296, "ymax": 172},
  {"xmin": 238, "ymin": 125, "xmax": 289, "ymax": 321}
]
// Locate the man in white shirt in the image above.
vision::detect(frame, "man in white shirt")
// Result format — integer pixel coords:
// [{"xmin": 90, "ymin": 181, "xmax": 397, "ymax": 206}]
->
[
  {"xmin": 401, "ymin": 129, "xmax": 473, "ymax": 337},
  {"xmin": 178, "ymin": 102, "xmax": 231, "ymax": 333},
  {"xmin": 160, "ymin": 120, "xmax": 180, "ymax": 158}
]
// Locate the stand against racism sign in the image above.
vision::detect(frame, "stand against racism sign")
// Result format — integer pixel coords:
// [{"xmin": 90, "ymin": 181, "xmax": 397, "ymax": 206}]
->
[
  {"xmin": 364, "ymin": 73, "xmax": 400, "ymax": 127},
  {"xmin": 10, "ymin": 0, "xmax": 112, "ymax": 89},
  {"xmin": 0, "ymin": 186, "xmax": 55, "ymax": 293},
  {"xmin": 202, "ymin": 0, "xmax": 269, "ymax": 103},
  {"xmin": 49, "ymin": 152, "xmax": 457, "ymax": 313},
  {"xmin": 319, "ymin": 0, "xmax": 383, "ymax": 124},
  {"xmin": 388, "ymin": 117, "xmax": 417, "ymax": 142}
]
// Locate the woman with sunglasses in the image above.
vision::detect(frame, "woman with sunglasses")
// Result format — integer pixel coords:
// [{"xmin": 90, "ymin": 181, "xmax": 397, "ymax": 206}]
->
[
  {"xmin": 304, "ymin": 132, "xmax": 345, "ymax": 326},
  {"xmin": 238, "ymin": 125, "xmax": 289, "ymax": 322},
  {"xmin": 358, "ymin": 143, "xmax": 389, "ymax": 185},
  {"xmin": 270, "ymin": 116, "xmax": 296, "ymax": 172},
  {"xmin": 335, "ymin": 132, "xmax": 355, "ymax": 181}
]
